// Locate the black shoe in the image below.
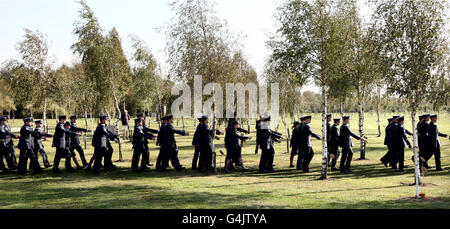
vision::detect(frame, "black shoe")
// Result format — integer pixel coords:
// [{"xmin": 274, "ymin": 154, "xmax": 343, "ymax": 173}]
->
[
  {"xmin": 67, "ymin": 169, "xmax": 77, "ymax": 173},
  {"xmin": 148, "ymin": 164, "xmax": 153, "ymax": 167},
  {"xmin": 331, "ymin": 167, "xmax": 339, "ymax": 171},
  {"xmin": 346, "ymin": 169, "xmax": 353, "ymax": 173},
  {"xmin": 1, "ymin": 169, "xmax": 10, "ymax": 174},
  {"xmin": 242, "ymin": 168, "xmax": 249, "ymax": 172},
  {"xmin": 340, "ymin": 170, "xmax": 347, "ymax": 174},
  {"xmin": 140, "ymin": 167, "xmax": 150, "ymax": 172},
  {"xmin": 224, "ymin": 169, "xmax": 232, "ymax": 173},
  {"xmin": 44, "ymin": 164, "xmax": 52, "ymax": 168},
  {"xmin": 425, "ymin": 165, "xmax": 433, "ymax": 169},
  {"xmin": 436, "ymin": 168, "xmax": 445, "ymax": 172},
  {"xmin": 289, "ymin": 165, "xmax": 295, "ymax": 168},
  {"xmin": 267, "ymin": 169, "xmax": 275, "ymax": 173},
  {"xmin": 52, "ymin": 169, "xmax": 61, "ymax": 174},
  {"xmin": 132, "ymin": 169, "xmax": 140, "ymax": 173},
  {"xmin": 381, "ymin": 160, "xmax": 388, "ymax": 168},
  {"xmin": 175, "ymin": 167, "xmax": 185, "ymax": 171}
]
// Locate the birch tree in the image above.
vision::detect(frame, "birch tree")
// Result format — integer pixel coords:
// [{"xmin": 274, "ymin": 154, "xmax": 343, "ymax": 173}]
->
[
  {"xmin": 373, "ymin": 0, "xmax": 448, "ymax": 198},
  {"xmin": 270, "ymin": 0, "xmax": 350, "ymax": 179}
]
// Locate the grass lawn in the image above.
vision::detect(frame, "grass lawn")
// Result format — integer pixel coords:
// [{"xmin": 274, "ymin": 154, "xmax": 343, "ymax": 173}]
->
[{"xmin": 0, "ymin": 112, "xmax": 449, "ymax": 209}]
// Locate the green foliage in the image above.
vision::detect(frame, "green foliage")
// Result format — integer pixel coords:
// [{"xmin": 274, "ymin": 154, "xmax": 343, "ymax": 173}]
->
[{"xmin": 372, "ymin": 0, "xmax": 448, "ymax": 111}]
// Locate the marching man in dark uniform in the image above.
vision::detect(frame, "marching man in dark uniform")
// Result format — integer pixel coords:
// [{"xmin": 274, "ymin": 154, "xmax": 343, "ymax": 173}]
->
[
  {"xmin": 391, "ymin": 116, "xmax": 411, "ymax": 172},
  {"xmin": 387, "ymin": 116, "xmax": 400, "ymax": 169},
  {"xmin": 426, "ymin": 114, "xmax": 447, "ymax": 171},
  {"xmin": 0, "ymin": 116, "xmax": 18, "ymax": 174},
  {"xmin": 224, "ymin": 119, "xmax": 250, "ymax": 173},
  {"xmin": 258, "ymin": 115, "xmax": 282, "ymax": 173},
  {"xmin": 17, "ymin": 118, "xmax": 44, "ymax": 174},
  {"xmin": 328, "ymin": 118, "xmax": 341, "ymax": 171},
  {"xmin": 155, "ymin": 115, "xmax": 188, "ymax": 172},
  {"xmin": 416, "ymin": 114, "xmax": 431, "ymax": 168},
  {"xmin": 3, "ymin": 115, "xmax": 18, "ymax": 170},
  {"xmin": 131, "ymin": 118, "xmax": 155, "ymax": 172},
  {"xmin": 289, "ymin": 121, "xmax": 301, "ymax": 168},
  {"xmin": 380, "ymin": 117, "xmax": 395, "ymax": 167},
  {"xmin": 92, "ymin": 115, "xmax": 118, "ymax": 174},
  {"xmin": 255, "ymin": 116, "xmax": 261, "ymax": 155},
  {"xmin": 191, "ymin": 116, "xmax": 201, "ymax": 170},
  {"xmin": 34, "ymin": 120, "xmax": 53, "ymax": 168},
  {"xmin": 297, "ymin": 115, "xmax": 321, "ymax": 173},
  {"xmin": 196, "ymin": 115, "xmax": 222, "ymax": 173},
  {"xmin": 138, "ymin": 113, "xmax": 159, "ymax": 169},
  {"xmin": 339, "ymin": 116, "xmax": 366, "ymax": 174},
  {"xmin": 69, "ymin": 116, "xmax": 91, "ymax": 167},
  {"xmin": 52, "ymin": 115, "xmax": 80, "ymax": 173}
]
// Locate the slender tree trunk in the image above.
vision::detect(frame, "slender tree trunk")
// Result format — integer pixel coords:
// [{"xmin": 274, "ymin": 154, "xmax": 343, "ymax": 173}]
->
[
  {"xmin": 84, "ymin": 109, "xmax": 88, "ymax": 150},
  {"xmin": 211, "ymin": 86, "xmax": 217, "ymax": 173},
  {"xmin": 320, "ymin": 88, "xmax": 328, "ymax": 180},
  {"xmin": 358, "ymin": 98, "xmax": 366, "ymax": 159},
  {"xmin": 43, "ymin": 98, "xmax": 47, "ymax": 132},
  {"xmin": 181, "ymin": 116, "xmax": 186, "ymax": 131},
  {"xmin": 339, "ymin": 100, "xmax": 344, "ymax": 116},
  {"xmin": 411, "ymin": 109, "xmax": 421, "ymax": 198},
  {"xmin": 281, "ymin": 110, "xmax": 290, "ymax": 154},
  {"xmin": 376, "ymin": 105, "xmax": 381, "ymax": 137},
  {"xmin": 112, "ymin": 92, "xmax": 123, "ymax": 162}
]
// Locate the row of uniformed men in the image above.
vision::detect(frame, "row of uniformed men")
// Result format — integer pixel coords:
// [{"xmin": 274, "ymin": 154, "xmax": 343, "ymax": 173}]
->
[
  {"xmin": 381, "ymin": 114, "xmax": 447, "ymax": 172},
  {"xmin": 287, "ymin": 115, "xmax": 367, "ymax": 174}
]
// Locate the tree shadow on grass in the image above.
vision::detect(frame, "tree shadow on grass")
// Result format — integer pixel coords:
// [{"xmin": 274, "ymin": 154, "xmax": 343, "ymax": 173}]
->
[{"xmin": 0, "ymin": 183, "xmax": 282, "ymax": 209}]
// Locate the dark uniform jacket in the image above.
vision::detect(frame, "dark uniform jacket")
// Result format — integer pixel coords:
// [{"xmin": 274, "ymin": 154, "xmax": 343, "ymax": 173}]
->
[
  {"xmin": 5, "ymin": 124, "xmax": 14, "ymax": 147},
  {"xmin": 255, "ymin": 120, "xmax": 261, "ymax": 148},
  {"xmin": 326, "ymin": 122, "xmax": 331, "ymax": 143},
  {"xmin": 298, "ymin": 123, "xmax": 321, "ymax": 148},
  {"xmin": 34, "ymin": 127, "xmax": 53, "ymax": 150},
  {"xmin": 156, "ymin": 123, "xmax": 186, "ymax": 149},
  {"xmin": 428, "ymin": 122, "xmax": 447, "ymax": 148},
  {"xmin": 70, "ymin": 122, "xmax": 88, "ymax": 147},
  {"xmin": 384, "ymin": 123, "xmax": 392, "ymax": 146},
  {"xmin": 196, "ymin": 123, "xmax": 219, "ymax": 148},
  {"xmin": 391, "ymin": 124, "xmax": 411, "ymax": 149},
  {"xmin": 339, "ymin": 123, "xmax": 360, "ymax": 149},
  {"xmin": 92, "ymin": 123, "xmax": 117, "ymax": 149},
  {"xmin": 290, "ymin": 126, "xmax": 300, "ymax": 148},
  {"xmin": 0, "ymin": 124, "xmax": 17, "ymax": 147},
  {"xmin": 53, "ymin": 122, "xmax": 78, "ymax": 149},
  {"xmin": 259, "ymin": 129, "xmax": 282, "ymax": 151},
  {"xmin": 18, "ymin": 125, "xmax": 42, "ymax": 150},
  {"xmin": 225, "ymin": 126, "xmax": 249, "ymax": 150},
  {"xmin": 329, "ymin": 124, "xmax": 340, "ymax": 147},
  {"xmin": 417, "ymin": 120, "xmax": 429, "ymax": 148},
  {"xmin": 133, "ymin": 125, "xmax": 154, "ymax": 149},
  {"xmin": 143, "ymin": 124, "xmax": 159, "ymax": 145},
  {"xmin": 388, "ymin": 123, "xmax": 398, "ymax": 147}
]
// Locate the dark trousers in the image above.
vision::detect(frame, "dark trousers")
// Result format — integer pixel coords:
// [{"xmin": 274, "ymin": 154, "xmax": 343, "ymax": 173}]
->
[
  {"xmin": 92, "ymin": 147, "xmax": 107, "ymax": 173},
  {"xmin": 259, "ymin": 147, "xmax": 275, "ymax": 172},
  {"xmin": 5, "ymin": 145, "xmax": 17, "ymax": 170},
  {"xmin": 0, "ymin": 146, "xmax": 7, "ymax": 171},
  {"xmin": 18, "ymin": 148, "xmax": 40, "ymax": 173},
  {"xmin": 142, "ymin": 145, "xmax": 150, "ymax": 167},
  {"xmin": 392, "ymin": 147, "xmax": 405, "ymax": 171},
  {"xmin": 104, "ymin": 147, "xmax": 113, "ymax": 171},
  {"xmin": 131, "ymin": 146, "xmax": 146, "ymax": 171},
  {"xmin": 427, "ymin": 146, "xmax": 442, "ymax": 169},
  {"xmin": 52, "ymin": 148, "xmax": 73, "ymax": 172},
  {"xmin": 380, "ymin": 145, "xmax": 393, "ymax": 166},
  {"xmin": 34, "ymin": 148, "xmax": 51, "ymax": 167},
  {"xmin": 299, "ymin": 147, "xmax": 314, "ymax": 172},
  {"xmin": 328, "ymin": 144, "xmax": 340, "ymax": 168},
  {"xmin": 199, "ymin": 145, "xmax": 213, "ymax": 172},
  {"xmin": 192, "ymin": 145, "xmax": 200, "ymax": 170},
  {"xmin": 157, "ymin": 147, "xmax": 181, "ymax": 171},
  {"xmin": 340, "ymin": 147, "xmax": 353, "ymax": 172},
  {"xmin": 72, "ymin": 144, "xmax": 88, "ymax": 166}
]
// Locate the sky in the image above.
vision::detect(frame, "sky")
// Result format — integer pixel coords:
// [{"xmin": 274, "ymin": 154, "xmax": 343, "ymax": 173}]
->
[{"xmin": 0, "ymin": 0, "xmax": 375, "ymax": 92}]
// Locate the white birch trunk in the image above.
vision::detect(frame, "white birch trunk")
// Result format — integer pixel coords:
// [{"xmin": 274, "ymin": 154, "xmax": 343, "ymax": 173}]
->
[
  {"xmin": 411, "ymin": 110, "xmax": 421, "ymax": 198},
  {"xmin": 43, "ymin": 98, "xmax": 47, "ymax": 132},
  {"xmin": 320, "ymin": 89, "xmax": 328, "ymax": 179},
  {"xmin": 358, "ymin": 100, "xmax": 366, "ymax": 159}
]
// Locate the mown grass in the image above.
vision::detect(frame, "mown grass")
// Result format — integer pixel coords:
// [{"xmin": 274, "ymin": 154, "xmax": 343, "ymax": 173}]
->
[{"xmin": 0, "ymin": 112, "xmax": 449, "ymax": 209}]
